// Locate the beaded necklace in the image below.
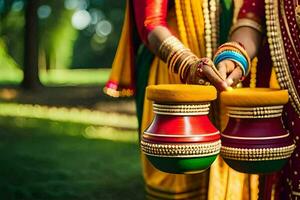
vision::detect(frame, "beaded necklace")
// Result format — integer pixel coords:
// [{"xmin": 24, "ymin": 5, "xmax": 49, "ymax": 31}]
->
[{"xmin": 265, "ymin": 0, "xmax": 300, "ymax": 115}]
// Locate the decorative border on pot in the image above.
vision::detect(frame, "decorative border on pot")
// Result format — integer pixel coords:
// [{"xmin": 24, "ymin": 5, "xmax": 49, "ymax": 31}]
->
[
  {"xmin": 227, "ymin": 105, "xmax": 283, "ymax": 118},
  {"xmin": 221, "ymin": 144, "xmax": 295, "ymax": 161},
  {"xmin": 141, "ymin": 140, "xmax": 221, "ymax": 158},
  {"xmin": 153, "ymin": 103, "xmax": 210, "ymax": 115}
]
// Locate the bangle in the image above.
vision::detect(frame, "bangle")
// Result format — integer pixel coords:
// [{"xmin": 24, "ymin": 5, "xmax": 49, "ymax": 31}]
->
[
  {"xmin": 158, "ymin": 36, "xmax": 205, "ymax": 83},
  {"xmin": 229, "ymin": 18, "xmax": 263, "ymax": 36},
  {"xmin": 214, "ymin": 42, "xmax": 251, "ymax": 76},
  {"xmin": 214, "ymin": 50, "xmax": 248, "ymax": 76}
]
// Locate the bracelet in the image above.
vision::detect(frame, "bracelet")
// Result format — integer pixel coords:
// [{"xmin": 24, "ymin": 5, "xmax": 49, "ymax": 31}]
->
[
  {"xmin": 229, "ymin": 18, "xmax": 263, "ymax": 37},
  {"xmin": 214, "ymin": 42, "xmax": 251, "ymax": 76},
  {"xmin": 213, "ymin": 50, "xmax": 249, "ymax": 76},
  {"xmin": 218, "ymin": 42, "xmax": 251, "ymax": 74},
  {"xmin": 158, "ymin": 36, "xmax": 200, "ymax": 83}
]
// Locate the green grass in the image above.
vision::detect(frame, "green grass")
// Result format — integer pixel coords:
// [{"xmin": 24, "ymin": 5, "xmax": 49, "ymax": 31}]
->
[
  {"xmin": 0, "ymin": 103, "xmax": 138, "ymax": 130},
  {"xmin": 0, "ymin": 69, "xmax": 111, "ymax": 86},
  {"xmin": 0, "ymin": 116, "xmax": 144, "ymax": 200},
  {"xmin": 40, "ymin": 69, "xmax": 111, "ymax": 86}
]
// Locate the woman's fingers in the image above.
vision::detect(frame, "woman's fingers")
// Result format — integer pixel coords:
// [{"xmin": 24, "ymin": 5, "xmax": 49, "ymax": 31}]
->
[
  {"xmin": 226, "ymin": 66, "xmax": 243, "ymax": 86},
  {"xmin": 202, "ymin": 65, "xmax": 228, "ymax": 91},
  {"xmin": 217, "ymin": 60, "xmax": 236, "ymax": 80},
  {"xmin": 217, "ymin": 62, "xmax": 227, "ymax": 80}
]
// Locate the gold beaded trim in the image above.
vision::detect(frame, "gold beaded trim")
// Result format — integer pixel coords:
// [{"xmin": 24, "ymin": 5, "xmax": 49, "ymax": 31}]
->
[
  {"xmin": 141, "ymin": 140, "xmax": 221, "ymax": 158},
  {"xmin": 265, "ymin": 0, "xmax": 300, "ymax": 115},
  {"xmin": 292, "ymin": 191, "xmax": 300, "ymax": 196},
  {"xmin": 221, "ymin": 144, "xmax": 295, "ymax": 161},
  {"xmin": 153, "ymin": 103, "xmax": 210, "ymax": 115},
  {"xmin": 227, "ymin": 105, "xmax": 283, "ymax": 118},
  {"xmin": 203, "ymin": 0, "xmax": 219, "ymax": 58}
]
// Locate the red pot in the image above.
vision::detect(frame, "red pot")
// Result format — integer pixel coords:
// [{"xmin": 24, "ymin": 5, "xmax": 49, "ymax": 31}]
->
[
  {"xmin": 141, "ymin": 84, "xmax": 221, "ymax": 174},
  {"xmin": 220, "ymin": 88, "xmax": 295, "ymax": 174}
]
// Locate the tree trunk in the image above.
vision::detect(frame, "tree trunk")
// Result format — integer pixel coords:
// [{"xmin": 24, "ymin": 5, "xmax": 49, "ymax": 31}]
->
[{"xmin": 22, "ymin": 0, "xmax": 42, "ymax": 89}]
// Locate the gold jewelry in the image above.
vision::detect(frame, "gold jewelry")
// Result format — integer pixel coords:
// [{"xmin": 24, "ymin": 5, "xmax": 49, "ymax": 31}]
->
[
  {"xmin": 203, "ymin": 0, "xmax": 212, "ymax": 58},
  {"xmin": 229, "ymin": 18, "xmax": 263, "ymax": 36},
  {"xmin": 265, "ymin": 0, "xmax": 300, "ymax": 115}
]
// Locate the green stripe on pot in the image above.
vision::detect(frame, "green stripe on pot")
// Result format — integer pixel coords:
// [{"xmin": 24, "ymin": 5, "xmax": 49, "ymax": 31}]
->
[
  {"xmin": 146, "ymin": 155, "xmax": 218, "ymax": 174},
  {"xmin": 223, "ymin": 159, "xmax": 289, "ymax": 174}
]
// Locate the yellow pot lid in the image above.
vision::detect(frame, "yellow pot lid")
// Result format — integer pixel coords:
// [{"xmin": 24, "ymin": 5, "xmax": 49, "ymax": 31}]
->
[
  {"xmin": 146, "ymin": 84, "xmax": 217, "ymax": 103},
  {"xmin": 221, "ymin": 88, "xmax": 289, "ymax": 106}
]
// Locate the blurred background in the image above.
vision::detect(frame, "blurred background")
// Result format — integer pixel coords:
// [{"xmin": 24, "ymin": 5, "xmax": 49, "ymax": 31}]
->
[{"xmin": 0, "ymin": 0, "xmax": 143, "ymax": 199}]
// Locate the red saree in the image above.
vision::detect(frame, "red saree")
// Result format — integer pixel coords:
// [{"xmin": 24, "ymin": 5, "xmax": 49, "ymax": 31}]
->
[{"xmin": 238, "ymin": 0, "xmax": 300, "ymax": 199}]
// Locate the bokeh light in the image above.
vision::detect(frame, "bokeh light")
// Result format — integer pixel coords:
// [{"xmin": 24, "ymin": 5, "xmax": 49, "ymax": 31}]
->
[
  {"xmin": 64, "ymin": 0, "xmax": 89, "ymax": 10},
  {"xmin": 89, "ymin": 9, "xmax": 105, "ymax": 25},
  {"xmin": 37, "ymin": 5, "xmax": 52, "ymax": 19},
  {"xmin": 71, "ymin": 10, "xmax": 91, "ymax": 30},
  {"xmin": 96, "ymin": 20, "xmax": 112, "ymax": 36},
  {"xmin": 90, "ymin": 34, "xmax": 107, "ymax": 51},
  {"xmin": 11, "ymin": 0, "xmax": 24, "ymax": 12}
]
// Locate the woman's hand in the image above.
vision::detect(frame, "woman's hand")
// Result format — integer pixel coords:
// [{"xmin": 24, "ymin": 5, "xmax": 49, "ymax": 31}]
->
[
  {"xmin": 186, "ymin": 58, "xmax": 228, "ymax": 91},
  {"xmin": 217, "ymin": 60, "xmax": 244, "ymax": 87}
]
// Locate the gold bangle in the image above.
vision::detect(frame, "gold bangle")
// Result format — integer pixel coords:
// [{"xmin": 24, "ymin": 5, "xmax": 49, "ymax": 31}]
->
[
  {"xmin": 169, "ymin": 50, "xmax": 189, "ymax": 74},
  {"xmin": 158, "ymin": 36, "xmax": 185, "ymax": 62},
  {"xmin": 229, "ymin": 18, "xmax": 263, "ymax": 36},
  {"xmin": 178, "ymin": 54, "xmax": 197, "ymax": 81}
]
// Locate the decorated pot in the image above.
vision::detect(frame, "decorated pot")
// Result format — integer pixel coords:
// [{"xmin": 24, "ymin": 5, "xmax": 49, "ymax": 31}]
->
[
  {"xmin": 220, "ymin": 88, "xmax": 295, "ymax": 174},
  {"xmin": 141, "ymin": 84, "xmax": 221, "ymax": 174}
]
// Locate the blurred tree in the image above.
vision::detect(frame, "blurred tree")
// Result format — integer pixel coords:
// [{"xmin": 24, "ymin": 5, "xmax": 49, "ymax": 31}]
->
[
  {"xmin": 22, "ymin": 0, "xmax": 41, "ymax": 89},
  {"xmin": 0, "ymin": 0, "xmax": 126, "ymax": 87},
  {"xmin": 38, "ymin": 0, "xmax": 77, "ymax": 70}
]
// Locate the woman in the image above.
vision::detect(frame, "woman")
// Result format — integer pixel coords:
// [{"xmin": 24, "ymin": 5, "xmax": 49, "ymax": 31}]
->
[
  {"xmin": 105, "ymin": 0, "xmax": 258, "ymax": 199},
  {"xmin": 216, "ymin": 0, "xmax": 300, "ymax": 199}
]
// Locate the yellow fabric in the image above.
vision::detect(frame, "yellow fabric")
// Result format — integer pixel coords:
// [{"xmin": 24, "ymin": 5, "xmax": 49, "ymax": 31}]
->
[
  {"xmin": 249, "ymin": 57, "xmax": 258, "ymax": 88},
  {"xmin": 269, "ymin": 67, "xmax": 280, "ymax": 89},
  {"xmin": 104, "ymin": 0, "xmax": 134, "ymax": 97},
  {"xmin": 141, "ymin": 1, "xmax": 259, "ymax": 199},
  {"xmin": 146, "ymin": 84, "xmax": 217, "ymax": 102},
  {"xmin": 220, "ymin": 88, "xmax": 289, "ymax": 106},
  {"xmin": 107, "ymin": 0, "xmax": 260, "ymax": 199}
]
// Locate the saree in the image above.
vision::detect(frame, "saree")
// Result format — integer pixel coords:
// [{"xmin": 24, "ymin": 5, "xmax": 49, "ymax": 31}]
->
[
  {"xmin": 236, "ymin": 0, "xmax": 300, "ymax": 199},
  {"xmin": 105, "ymin": 0, "xmax": 259, "ymax": 199}
]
